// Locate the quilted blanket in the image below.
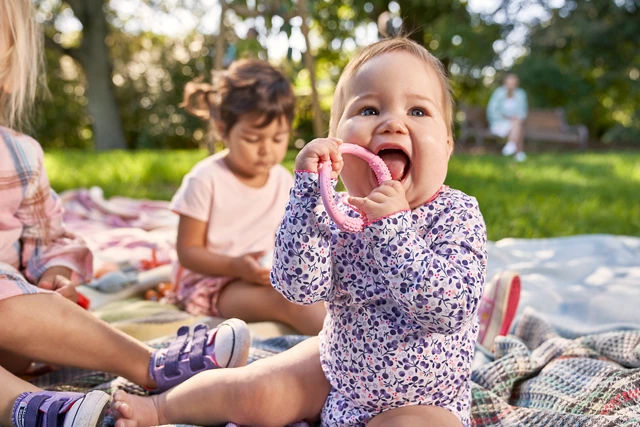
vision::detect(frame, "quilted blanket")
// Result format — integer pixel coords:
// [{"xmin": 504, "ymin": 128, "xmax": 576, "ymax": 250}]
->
[{"xmin": 32, "ymin": 188, "xmax": 640, "ymax": 425}]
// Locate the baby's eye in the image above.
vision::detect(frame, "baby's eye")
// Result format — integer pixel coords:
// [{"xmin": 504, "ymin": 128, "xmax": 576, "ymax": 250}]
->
[
  {"xmin": 360, "ymin": 107, "xmax": 378, "ymax": 116},
  {"xmin": 409, "ymin": 107, "xmax": 427, "ymax": 117}
]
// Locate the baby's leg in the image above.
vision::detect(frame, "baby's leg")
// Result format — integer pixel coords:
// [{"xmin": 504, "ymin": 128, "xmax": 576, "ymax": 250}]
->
[
  {"xmin": 367, "ymin": 405, "xmax": 462, "ymax": 427},
  {"xmin": 0, "ymin": 293, "xmax": 155, "ymax": 388},
  {"xmin": 0, "ymin": 365, "xmax": 39, "ymax": 425},
  {"xmin": 218, "ymin": 280, "xmax": 326, "ymax": 335},
  {"xmin": 114, "ymin": 336, "xmax": 329, "ymax": 427}
]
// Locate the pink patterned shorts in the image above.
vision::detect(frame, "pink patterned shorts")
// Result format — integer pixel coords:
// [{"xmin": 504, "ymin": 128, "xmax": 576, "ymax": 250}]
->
[
  {"xmin": 0, "ymin": 270, "xmax": 49, "ymax": 302},
  {"xmin": 166, "ymin": 266, "xmax": 234, "ymax": 317}
]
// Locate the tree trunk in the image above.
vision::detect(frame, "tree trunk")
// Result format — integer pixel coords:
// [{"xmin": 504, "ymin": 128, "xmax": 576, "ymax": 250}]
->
[
  {"xmin": 68, "ymin": 0, "xmax": 126, "ymax": 150},
  {"xmin": 298, "ymin": 0, "xmax": 324, "ymax": 137}
]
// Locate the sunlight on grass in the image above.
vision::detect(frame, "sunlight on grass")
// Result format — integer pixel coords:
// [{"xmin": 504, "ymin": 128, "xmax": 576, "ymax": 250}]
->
[{"xmin": 45, "ymin": 149, "xmax": 639, "ymax": 240}]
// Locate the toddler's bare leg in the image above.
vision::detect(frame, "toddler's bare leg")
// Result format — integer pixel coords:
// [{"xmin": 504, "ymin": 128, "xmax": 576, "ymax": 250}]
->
[
  {"xmin": 0, "ymin": 365, "xmax": 39, "ymax": 425},
  {"xmin": 367, "ymin": 405, "xmax": 462, "ymax": 427},
  {"xmin": 0, "ymin": 294, "xmax": 155, "ymax": 388},
  {"xmin": 114, "ymin": 336, "xmax": 329, "ymax": 427},
  {"xmin": 218, "ymin": 280, "xmax": 326, "ymax": 335}
]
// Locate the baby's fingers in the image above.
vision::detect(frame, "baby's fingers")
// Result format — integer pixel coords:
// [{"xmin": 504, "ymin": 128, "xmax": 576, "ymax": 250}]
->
[{"xmin": 347, "ymin": 196, "xmax": 373, "ymax": 213}]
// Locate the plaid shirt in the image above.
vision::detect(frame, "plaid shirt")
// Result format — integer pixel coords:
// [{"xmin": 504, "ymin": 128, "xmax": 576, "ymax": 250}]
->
[{"xmin": 0, "ymin": 126, "xmax": 92, "ymax": 287}]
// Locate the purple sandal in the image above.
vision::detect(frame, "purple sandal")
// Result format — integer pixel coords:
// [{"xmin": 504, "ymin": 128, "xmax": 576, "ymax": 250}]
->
[
  {"xmin": 11, "ymin": 390, "xmax": 110, "ymax": 427},
  {"xmin": 148, "ymin": 318, "xmax": 250, "ymax": 393}
]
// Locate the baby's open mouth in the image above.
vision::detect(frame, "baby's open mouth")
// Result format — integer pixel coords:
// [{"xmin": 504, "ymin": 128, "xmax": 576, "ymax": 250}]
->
[{"xmin": 378, "ymin": 148, "xmax": 410, "ymax": 181}]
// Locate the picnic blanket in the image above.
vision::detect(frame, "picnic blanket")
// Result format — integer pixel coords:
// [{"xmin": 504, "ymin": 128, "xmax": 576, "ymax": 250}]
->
[
  {"xmin": 31, "ymin": 187, "xmax": 640, "ymax": 425},
  {"xmin": 33, "ymin": 310, "xmax": 640, "ymax": 426}
]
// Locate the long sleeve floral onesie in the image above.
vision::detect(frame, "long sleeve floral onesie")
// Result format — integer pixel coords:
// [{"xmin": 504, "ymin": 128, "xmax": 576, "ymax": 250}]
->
[{"xmin": 272, "ymin": 172, "xmax": 487, "ymax": 426}]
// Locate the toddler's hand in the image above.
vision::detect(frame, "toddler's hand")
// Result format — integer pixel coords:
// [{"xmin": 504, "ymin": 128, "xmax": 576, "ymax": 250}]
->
[
  {"xmin": 232, "ymin": 251, "xmax": 271, "ymax": 286},
  {"xmin": 38, "ymin": 266, "xmax": 78, "ymax": 303},
  {"xmin": 348, "ymin": 180, "xmax": 410, "ymax": 223},
  {"xmin": 295, "ymin": 138, "xmax": 343, "ymax": 179}
]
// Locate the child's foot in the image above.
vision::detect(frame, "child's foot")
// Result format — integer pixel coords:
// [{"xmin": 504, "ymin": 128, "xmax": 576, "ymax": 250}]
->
[
  {"xmin": 148, "ymin": 318, "xmax": 250, "ymax": 393},
  {"xmin": 477, "ymin": 271, "xmax": 521, "ymax": 352},
  {"xmin": 112, "ymin": 390, "xmax": 162, "ymax": 427},
  {"xmin": 12, "ymin": 390, "xmax": 110, "ymax": 427}
]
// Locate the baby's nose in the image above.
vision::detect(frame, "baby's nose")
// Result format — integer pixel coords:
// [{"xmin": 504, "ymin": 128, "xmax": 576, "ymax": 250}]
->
[{"xmin": 379, "ymin": 118, "xmax": 408, "ymax": 134}]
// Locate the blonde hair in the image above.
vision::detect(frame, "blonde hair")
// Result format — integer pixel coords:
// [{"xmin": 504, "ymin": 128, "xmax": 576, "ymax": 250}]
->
[
  {"xmin": 0, "ymin": 0, "xmax": 43, "ymax": 130},
  {"xmin": 329, "ymin": 37, "xmax": 453, "ymax": 138}
]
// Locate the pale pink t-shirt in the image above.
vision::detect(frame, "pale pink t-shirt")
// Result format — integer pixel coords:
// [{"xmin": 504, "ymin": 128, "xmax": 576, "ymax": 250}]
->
[{"xmin": 170, "ymin": 150, "xmax": 293, "ymax": 260}]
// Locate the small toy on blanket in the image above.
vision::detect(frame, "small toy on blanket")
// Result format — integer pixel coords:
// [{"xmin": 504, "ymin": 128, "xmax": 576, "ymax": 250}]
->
[{"xmin": 78, "ymin": 264, "xmax": 173, "ymax": 310}]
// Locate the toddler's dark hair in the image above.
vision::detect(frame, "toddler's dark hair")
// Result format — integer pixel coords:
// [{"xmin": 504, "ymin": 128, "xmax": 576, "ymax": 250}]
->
[{"xmin": 181, "ymin": 59, "xmax": 295, "ymax": 138}]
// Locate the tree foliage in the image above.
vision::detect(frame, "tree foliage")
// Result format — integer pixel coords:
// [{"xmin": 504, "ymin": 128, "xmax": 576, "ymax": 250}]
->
[
  {"xmin": 513, "ymin": 0, "xmax": 639, "ymax": 142},
  {"xmin": 32, "ymin": 0, "xmax": 639, "ymax": 150}
]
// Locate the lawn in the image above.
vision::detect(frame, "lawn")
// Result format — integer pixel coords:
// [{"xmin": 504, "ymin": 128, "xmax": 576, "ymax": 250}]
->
[{"xmin": 45, "ymin": 149, "xmax": 640, "ymax": 241}]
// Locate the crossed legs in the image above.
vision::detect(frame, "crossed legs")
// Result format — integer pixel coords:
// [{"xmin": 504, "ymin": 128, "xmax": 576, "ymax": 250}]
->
[{"xmin": 0, "ymin": 291, "xmax": 157, "ymax": 422}]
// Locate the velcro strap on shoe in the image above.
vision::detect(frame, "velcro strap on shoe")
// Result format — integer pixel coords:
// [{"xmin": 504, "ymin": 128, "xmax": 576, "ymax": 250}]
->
[
  {"xmin": 189, "ymin": 323, "xmax": 209, "ymax": 371},
  {"xmin": 164, "ymin": 325, "xmax": 190, "ymax": 377},
  {"xmin": 24, "ymin": 395, "xmax": 49, "ymax": 427},
  {"xmin": 44, "ymin": 400, "xmax": 65, "ymax": 427}
]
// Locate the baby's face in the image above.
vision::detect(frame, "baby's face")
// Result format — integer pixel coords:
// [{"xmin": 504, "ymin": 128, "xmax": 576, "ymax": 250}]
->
[{"xmin": 335, "ymin": 51, "xmax": 453, "ymax": 209}]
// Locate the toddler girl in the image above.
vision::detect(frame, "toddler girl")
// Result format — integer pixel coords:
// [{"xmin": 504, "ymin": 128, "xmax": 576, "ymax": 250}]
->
[
  {"xmin": 0, "ymin": 2, "xmax": 249, "ymax": 426},
  {"xmin": 113, "ymin": 38, "xmax": 512, "ymax": 427},
  {"xmin": 167, "ymin": 59, "xmax": 325, "ymax": 335}
]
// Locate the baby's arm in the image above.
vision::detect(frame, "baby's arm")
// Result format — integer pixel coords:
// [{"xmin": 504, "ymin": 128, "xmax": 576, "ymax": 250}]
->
[
  {"xmin": 364, "ymin": 196, "xmax": 487, "ymax": 334},
  {"xmin": 271, "ymin": 138, "xmax": 342, "ymax": 304},
  {"xmin": 176, "ymin": 214, "xmax": 270, "ymax": 286},
  {"xmin": 16, "ymin": 141, "xmax": 92, "ymax": 287}
]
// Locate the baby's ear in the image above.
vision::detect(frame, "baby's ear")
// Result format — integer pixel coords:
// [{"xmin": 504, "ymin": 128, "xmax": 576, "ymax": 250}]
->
[{"xmin": 446, "ymin": 136, "xmax": 455, "ymax": 156}]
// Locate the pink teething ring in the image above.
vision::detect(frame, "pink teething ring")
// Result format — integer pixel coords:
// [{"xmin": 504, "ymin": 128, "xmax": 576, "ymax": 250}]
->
[{"xmin": 319, "ymin": 143, "xmax": 391, "ymax": 232}]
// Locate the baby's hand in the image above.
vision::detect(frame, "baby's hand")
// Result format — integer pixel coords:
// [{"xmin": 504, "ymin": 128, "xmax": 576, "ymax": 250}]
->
[
  {"xmin": 348, "ymin": 180, "xmax": 410, "ymax": 223},
  {"xmin": 232, "ymin": 251, "xmax": 271, "ymax": 286},
  {"xmin": 295, "ymin": 137, "xmax": 343, "ymax": 179},
  {"xmin": 38, "ymin": 266, "xmax": 78, "ymax": 302}
]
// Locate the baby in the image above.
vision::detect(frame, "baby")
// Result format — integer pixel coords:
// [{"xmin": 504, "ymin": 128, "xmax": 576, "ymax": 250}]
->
[{"xmin": 271, "ymin": 36, "xmax": 487, "ymax": 426}]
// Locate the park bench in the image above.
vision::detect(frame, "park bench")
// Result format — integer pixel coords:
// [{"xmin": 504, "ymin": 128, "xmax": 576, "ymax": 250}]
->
[{"xmin": 459, "ymin": 106, "xmax": 588, "ymax": 150}]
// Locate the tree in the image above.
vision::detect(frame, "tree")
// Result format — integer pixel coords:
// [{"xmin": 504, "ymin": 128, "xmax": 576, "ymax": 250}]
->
[
  {"xmin": 39, "ymin": 0, "xmax": 127, "ymax": 150},
  {"xmin": 514, "ymin": 0, "xmax": 639, "ymax": 142}
]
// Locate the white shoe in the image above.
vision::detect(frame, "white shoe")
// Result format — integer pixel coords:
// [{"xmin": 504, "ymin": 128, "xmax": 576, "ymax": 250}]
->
[
  {"xmin": 502, "ymin": 141, "xmax": 517, "ymax": 156},
  {"xmin": 514, "ymin": 152, "xmax": 527, "ymax": 162}
]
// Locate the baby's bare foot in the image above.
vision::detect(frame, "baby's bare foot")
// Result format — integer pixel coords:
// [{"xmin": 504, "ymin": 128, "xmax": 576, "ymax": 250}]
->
[{"xmin": 112, "ymin": 390, "xmax": 165, "ymax": 427}]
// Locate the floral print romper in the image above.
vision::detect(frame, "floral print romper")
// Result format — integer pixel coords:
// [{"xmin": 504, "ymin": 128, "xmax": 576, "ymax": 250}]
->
[{"xmin": 272, "ymin": 172, "xmax": 487, "ymax": 426}]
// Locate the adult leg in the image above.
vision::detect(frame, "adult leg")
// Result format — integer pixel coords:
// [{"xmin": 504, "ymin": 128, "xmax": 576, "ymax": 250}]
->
[
  {"xmin": 0, "ymin": 365, "xmax": 39, "ymax": 425},
  {"xmin": 0, "ymin": 293, "xmax": 155, "ymax": 388},
  {"xmin": 114, "ymin": 336, "xmax": 329, "ymax": 427},
  {"xmin": 508, "ymin": 118, "xmax": 525, "ymax": 152},
  {"xmin": 217, "ymin": 280, "xmax": 326, "ymax": 335},
  {"xmin": 367, "ymin": 405, "xmax": 462, "ymax": 427}
]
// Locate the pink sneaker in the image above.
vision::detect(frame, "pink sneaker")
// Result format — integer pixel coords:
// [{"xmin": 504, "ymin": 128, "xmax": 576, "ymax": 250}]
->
[{"xmin": 477, "ymin": 271, "xmax": 521, "ymax": 352}]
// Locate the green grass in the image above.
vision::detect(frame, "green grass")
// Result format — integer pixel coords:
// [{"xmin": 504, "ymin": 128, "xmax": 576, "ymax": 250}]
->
[{"xmin": 45, "ymin": 149, "xmax": 639, "ymax": 241}]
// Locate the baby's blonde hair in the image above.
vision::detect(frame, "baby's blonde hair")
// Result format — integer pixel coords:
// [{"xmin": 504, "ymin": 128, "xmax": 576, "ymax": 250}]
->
[
  {"xmin": 329, "ymin": 37, "xmax": 453, "ymax": 138},
  {"xmin": 0, "ymin": 0, "xmax": 43, "ymax": 130}
]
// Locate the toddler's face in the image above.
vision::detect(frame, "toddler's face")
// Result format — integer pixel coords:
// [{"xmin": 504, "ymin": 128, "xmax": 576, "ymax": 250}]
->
[
  {"xmin": 335, "ymin": 51, "xmax": 453, "ymax": 209},
  {"xmin": 223, "ymin": 113, "xmax": 290, "ymax": 183}
]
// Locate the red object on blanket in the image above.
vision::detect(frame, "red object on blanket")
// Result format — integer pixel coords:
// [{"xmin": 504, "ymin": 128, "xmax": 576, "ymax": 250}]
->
[{"xmin": 76, "ymin": 292, "xmax": 90, "ymax": 310}]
